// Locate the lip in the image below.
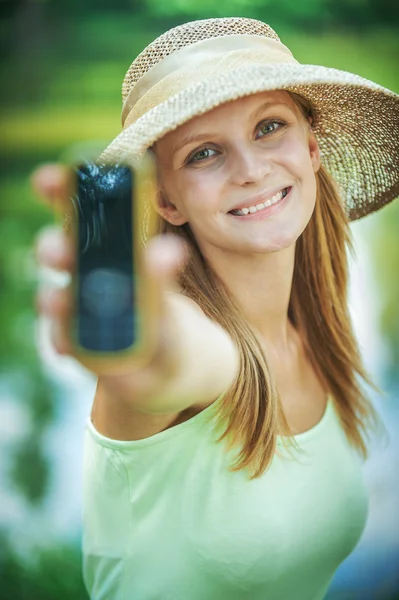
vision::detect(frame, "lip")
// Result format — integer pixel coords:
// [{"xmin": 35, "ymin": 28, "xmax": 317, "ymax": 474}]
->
[
  {"xmin": 227, "ymin": 186, "xmax": 290, "ymax": 213},
  {"xmin": 227, "ymin": 186, "xmax": 292, "ymax": 221}
]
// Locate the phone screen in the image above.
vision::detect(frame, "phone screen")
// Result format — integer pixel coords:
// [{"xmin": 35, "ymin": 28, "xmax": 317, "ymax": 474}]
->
[{"xmin": 74, "ymin": 163, "xmax": 137, "ymax": 352}]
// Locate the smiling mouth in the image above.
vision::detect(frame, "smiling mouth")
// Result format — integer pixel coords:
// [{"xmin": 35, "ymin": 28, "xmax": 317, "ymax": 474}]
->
[{"xmin": 229, "ymin": 187, "xmax": 290, "ymax": 216}]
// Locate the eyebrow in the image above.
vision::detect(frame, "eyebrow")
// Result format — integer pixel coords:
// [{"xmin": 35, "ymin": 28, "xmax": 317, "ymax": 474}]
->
[
  {"xmin": 172, "ymin": 132, "xmax": 214, "ymax": 156},
  {"xmin": 173, "ymin": 101, "xmax": 292, "ymax": 155}
]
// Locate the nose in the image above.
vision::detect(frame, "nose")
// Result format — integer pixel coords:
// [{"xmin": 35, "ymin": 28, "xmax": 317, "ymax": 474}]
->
[{"xmin": 229, "ymin": 144, "xmax": 271, "ymax": 186}]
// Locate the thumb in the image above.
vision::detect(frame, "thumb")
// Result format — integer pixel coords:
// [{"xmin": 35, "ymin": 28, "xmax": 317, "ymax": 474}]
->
[
  {"xmin": 144, "ymin": 234, "xmax": 189, "ymax": 295},
  {"xmin": 140, "ymin": 234, "xmax": 189, "ymax": 371}
]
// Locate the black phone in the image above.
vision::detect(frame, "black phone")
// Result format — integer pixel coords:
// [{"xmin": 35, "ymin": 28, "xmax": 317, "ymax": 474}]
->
[{"xmin": 65, "ymin": 156, "xmax": 157, "ymax": 364}]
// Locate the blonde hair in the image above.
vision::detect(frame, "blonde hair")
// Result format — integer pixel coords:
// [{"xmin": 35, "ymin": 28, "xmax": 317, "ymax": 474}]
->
[{"xmin": 155, "ymin": 93, "xmax": 381, "ymax": 479}]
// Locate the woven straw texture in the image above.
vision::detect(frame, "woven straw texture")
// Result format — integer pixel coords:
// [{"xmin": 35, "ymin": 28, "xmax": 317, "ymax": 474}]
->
[
  {"xmin": 121, "ymin": 19, "xmax": 280, "ymax": 104},
  {"xmin": 99, "ymin": 18, "xmax": 399, "ymax": 223}
]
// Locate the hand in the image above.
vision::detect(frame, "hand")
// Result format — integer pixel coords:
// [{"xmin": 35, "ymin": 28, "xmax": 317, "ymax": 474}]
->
[{"xmin": 32, "ymin": 163, "xmax": 189, "ymax": 403}]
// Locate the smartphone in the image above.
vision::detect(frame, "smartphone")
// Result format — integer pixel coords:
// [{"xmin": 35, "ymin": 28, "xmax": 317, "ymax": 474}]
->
[{"xmin": 64, "ymin": 155, "xmax": 157, "ymax": 367}]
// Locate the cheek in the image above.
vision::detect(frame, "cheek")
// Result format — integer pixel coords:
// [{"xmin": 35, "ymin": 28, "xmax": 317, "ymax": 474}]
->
[
  {"xmin": 279, "ymin": 137, "xmax": 311, "ymax": 176},
  {"xmin": 177, "ymin": 171, "xmax": 224, "ymax": 216},
  {"xmin": 280, "ymin": 139, "xmax": 317, "ymax": 200}
]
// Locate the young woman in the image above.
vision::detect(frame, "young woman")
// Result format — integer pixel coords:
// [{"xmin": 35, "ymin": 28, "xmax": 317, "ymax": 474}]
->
[{"xmin": 33, "ymin": 17, "xmax": 399, "ymax": 600}]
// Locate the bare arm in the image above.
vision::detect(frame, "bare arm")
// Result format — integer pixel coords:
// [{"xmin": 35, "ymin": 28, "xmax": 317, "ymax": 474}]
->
[{"xmin": 130, "ymin": 291, "xmax": 239, "ymax": 414}]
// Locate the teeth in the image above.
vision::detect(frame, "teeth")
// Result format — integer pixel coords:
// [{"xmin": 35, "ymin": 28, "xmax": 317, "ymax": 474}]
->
[{"xmin": 232, "ymin": 189, "xmax": 286, "ymax": 216}]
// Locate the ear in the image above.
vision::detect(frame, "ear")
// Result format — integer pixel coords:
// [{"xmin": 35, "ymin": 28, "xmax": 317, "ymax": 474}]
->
[
  {"xmin": 308, "ymin": 128, "xmax": 321, "ymax": 173},
  {"xmin": 155, "ymin": 190, "xmax": 188, "ymax": 226}
]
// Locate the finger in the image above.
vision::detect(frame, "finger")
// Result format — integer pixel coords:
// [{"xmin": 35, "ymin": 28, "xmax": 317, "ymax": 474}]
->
[
  {"xmin": 144, "ymin": 234, "xmax": 189, "ymax": 332},
  {"xmin": 37, "ymin": 284, "xmax": 75, "ymax": 356},
  {"xmin": 145, "ymin": 234, "xmax": 189, "ymax": 292},
  {"xmin": 30, "ymin": 163, "xmax": 72, "ymax": 207},
  {"xmin": 36, "ymin": 285, "xmax": 73, "ymax": 319},
  {"xmin": 35, "ymin": 225, "xmax": 75, "ymax": 272},
  {"xmin": 50, "ymin": 319, "xmax": 74, "ymax": 356},
  {"xmin": 140, "ymin": 235, "xmax": 189, "ymax": 374}
]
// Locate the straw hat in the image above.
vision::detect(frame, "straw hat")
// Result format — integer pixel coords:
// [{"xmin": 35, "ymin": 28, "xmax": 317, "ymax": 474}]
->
[{"xmin": 99, "ymin": 17, "xmax": 399, "ymax": 221}]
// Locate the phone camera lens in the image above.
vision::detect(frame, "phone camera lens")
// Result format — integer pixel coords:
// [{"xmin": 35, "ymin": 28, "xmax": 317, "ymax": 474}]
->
[{"xmin": 81, "ymin": 268, "xmax": 132, "ymax": 318}]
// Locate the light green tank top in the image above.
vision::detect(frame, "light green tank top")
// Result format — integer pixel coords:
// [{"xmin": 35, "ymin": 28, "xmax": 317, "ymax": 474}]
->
[{"xmin": 82, "ymin": 396, "xmax": 368, "ymax": 600}]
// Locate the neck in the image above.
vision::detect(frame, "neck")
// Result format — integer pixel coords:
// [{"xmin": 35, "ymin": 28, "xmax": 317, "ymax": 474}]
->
[{"xmin": 200, "ymin": 241, "xmax": 297, "ymax": 351}]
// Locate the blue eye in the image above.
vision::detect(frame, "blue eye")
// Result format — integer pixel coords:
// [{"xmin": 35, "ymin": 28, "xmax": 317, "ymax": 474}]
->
[{"xmin": 188, "ymin": 147, "xmax": 217, "ymax": 163}]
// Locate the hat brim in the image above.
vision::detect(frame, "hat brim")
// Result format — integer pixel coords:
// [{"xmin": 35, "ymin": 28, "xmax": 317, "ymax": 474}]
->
[{"xmin": 99, "ymin": 63, "xmax": 399, "ymax": 221}]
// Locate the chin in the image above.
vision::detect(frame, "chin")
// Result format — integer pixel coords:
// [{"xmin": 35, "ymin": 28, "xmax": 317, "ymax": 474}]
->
[
  {"xmin": 254, "ymin": 218, "xmax": 310, "ymax": 254},
  {"xmin": 269, "ymin": 207, "xmax": 315, "ymax": 249}
]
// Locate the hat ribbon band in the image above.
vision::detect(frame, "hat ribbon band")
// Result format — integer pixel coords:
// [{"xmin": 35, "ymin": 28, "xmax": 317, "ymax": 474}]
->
[{"xmin": 122, "ymin": 34, "xmax": 297, "ymax": 128}]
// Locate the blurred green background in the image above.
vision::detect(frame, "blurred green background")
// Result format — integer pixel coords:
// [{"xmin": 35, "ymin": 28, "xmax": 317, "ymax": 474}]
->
[{"xmin": 0, "ymin": 0, "xmax": 398, "ymax": 598}]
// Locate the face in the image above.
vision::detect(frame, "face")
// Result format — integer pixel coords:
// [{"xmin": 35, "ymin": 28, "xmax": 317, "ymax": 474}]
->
[{"xmin": 154, "ymin": 91, "xmax": 320, "ymax": 257}]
